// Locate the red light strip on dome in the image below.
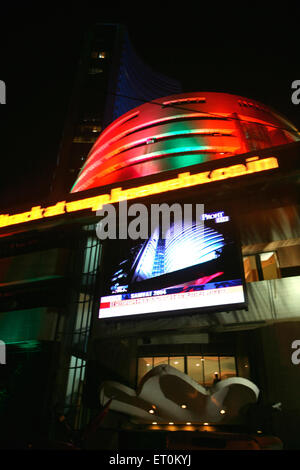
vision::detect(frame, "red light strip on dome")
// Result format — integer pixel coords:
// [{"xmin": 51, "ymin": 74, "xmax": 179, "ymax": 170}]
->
[
  {"xmin": 76, "ymin": 112, "xmax": 231, "ymax": 180},
  {"xmin": 162, "ymin": 97, "xmax": 206, "ymax": 106},
  {"xmin": 0, "ymin": 156, "xmax": 279, "ymax": 230}
]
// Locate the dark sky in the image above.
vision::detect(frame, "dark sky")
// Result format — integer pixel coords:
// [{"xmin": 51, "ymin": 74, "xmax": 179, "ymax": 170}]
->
[{"xmin": 0, "ymin": 2, "xmax": 299, "ymax": 210}]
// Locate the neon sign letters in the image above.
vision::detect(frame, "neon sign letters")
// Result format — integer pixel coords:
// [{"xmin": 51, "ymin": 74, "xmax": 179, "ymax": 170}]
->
[{"xmin": 0, "ymin": 155, "xmax": 279, "ymax": 230}]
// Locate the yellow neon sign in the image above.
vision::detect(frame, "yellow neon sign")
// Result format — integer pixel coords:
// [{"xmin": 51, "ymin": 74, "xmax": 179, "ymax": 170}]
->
[{"xmin": 0, "ymin": 156, "xmax": 279, "ymax": 230}]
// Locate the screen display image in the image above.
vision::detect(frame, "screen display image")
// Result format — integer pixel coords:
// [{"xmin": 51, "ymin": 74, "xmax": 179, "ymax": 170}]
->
[{"xmin": 98, "ymin": 209, "xmax": 246, "ymax": 320}]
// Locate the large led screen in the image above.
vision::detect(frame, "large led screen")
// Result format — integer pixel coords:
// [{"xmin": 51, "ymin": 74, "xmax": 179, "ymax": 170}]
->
[{"xmin": 98, "ymin": 208, "xmax": 247, "ymax": 320}]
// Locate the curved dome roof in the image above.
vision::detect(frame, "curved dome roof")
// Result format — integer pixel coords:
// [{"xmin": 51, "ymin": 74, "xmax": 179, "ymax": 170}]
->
[{"xmin": 71, "ymin": 92, "xmax": 300, "ymax": 193}]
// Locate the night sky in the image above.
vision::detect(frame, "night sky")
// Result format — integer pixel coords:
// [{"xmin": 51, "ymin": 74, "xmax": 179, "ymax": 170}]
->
[{"xmin": 0, "ymin": 3, "xmax": 299, "ymax": 211}]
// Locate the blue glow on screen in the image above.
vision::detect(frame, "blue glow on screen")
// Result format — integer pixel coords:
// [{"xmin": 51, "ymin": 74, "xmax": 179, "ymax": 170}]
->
[{"xmin": 133, "ymin": 222, "xmax": 225, "ymax": 281}]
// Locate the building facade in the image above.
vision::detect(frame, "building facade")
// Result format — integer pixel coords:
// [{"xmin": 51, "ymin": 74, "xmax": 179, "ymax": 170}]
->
[{"xmin": 1, "ymin": 87, "xmax": 300, "ymax": 449}]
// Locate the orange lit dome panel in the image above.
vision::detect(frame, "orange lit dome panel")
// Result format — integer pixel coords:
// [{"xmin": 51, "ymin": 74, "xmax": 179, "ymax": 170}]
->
[{"xmin": 71, "ymin": 92, "xmax": 300, "ymax": 193}]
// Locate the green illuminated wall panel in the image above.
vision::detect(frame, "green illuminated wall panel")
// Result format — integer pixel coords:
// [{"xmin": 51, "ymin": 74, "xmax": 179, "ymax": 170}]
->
[{"xmin": 0, "ymin": 307, "xmax": 58, "ymax": 343}]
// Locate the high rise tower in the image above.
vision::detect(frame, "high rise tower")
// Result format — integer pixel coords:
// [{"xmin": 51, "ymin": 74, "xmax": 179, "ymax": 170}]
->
[{"xmin": 51, "ymin": 23, "xmax": 181, "ymax": 198}]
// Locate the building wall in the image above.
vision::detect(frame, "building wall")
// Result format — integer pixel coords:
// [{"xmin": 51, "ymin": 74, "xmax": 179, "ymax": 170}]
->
[
  {"xmin": 86, "ymin": 178, "xmax": 300, "ymax": 447},
  {"xmin": 1, "ymin": 199, "xmax": 300, "ymax": 446},
  {"xmin": 249, "ymin": 322, "xmax": 300, "ymax": 449},
  {"xmin": 1, "ymin": 89, "xmax": 300, "ymax": 448}
]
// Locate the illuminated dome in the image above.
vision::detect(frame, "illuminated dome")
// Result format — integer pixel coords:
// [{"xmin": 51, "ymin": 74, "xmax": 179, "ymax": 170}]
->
[{"xmin": 71, "ymin": 92, "xmax": 300, "ymax": 193}]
